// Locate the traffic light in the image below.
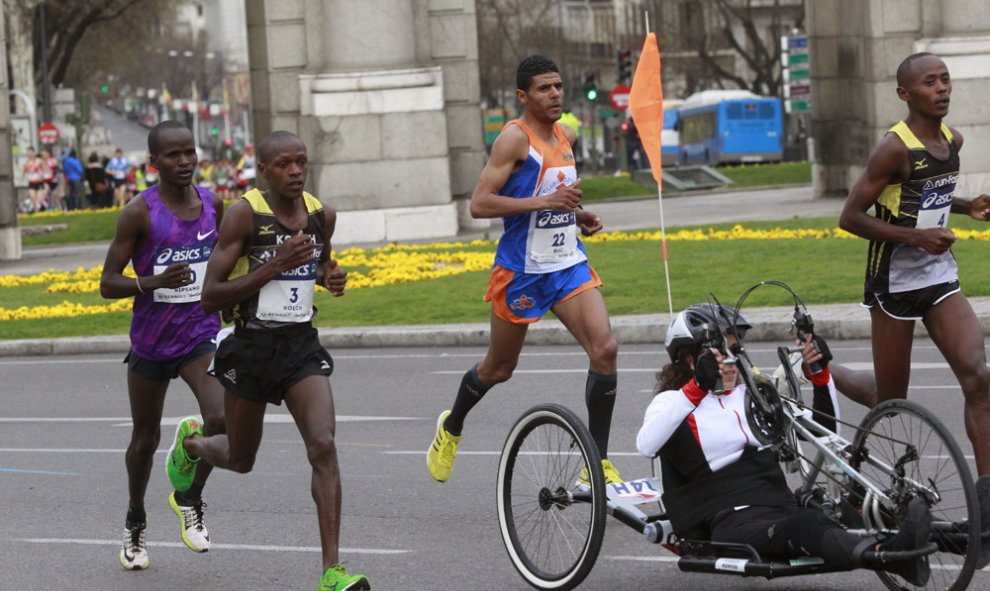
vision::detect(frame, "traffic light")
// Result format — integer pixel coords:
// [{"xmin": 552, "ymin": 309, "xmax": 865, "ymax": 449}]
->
[
  {"xmin": 100, "ymin": 85, "xmax": 109, "ymax": 93},
  {"xmin": 617, "ymin": 48, "xmax": 632, "ymax": 84},
  {"xmin": 583, "ymin": 73, "xmax": 599, "ymax": 102},
  {"xmin": 211, "ymin": 126, "xmax": 220, "ymax": 136}
]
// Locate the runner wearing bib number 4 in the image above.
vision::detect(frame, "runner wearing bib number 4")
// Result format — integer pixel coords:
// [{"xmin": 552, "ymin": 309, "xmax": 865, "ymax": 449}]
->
[
  {"xmin": 427, "ymin": 55, "xmax": 621, "ymax": 486},
  {"xmin": 99, "ymin": 121, "xmax": 226, "ymax": 572},
  {"xmin": 839, "ymin": 53, "xmax": 990, "ymax": 552},
  {"xmin": 175, "ymin": 131, "xmax": 369, "ymax": 591}
]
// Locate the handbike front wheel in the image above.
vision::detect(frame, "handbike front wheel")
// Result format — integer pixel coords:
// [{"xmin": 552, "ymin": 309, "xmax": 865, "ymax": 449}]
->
[
  {"xmin": 496, "ymin": 403, "xmax": 606, "ymax": 591},
  {"xmin": 851, "ymin": 399, "xmax": 979, "ymax": 591}
]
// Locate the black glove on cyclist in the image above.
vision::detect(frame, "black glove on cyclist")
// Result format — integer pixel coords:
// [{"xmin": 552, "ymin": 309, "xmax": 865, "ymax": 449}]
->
[{"xmin": 694, "ymin": 350, "xmax": 720, "ymax": 391}]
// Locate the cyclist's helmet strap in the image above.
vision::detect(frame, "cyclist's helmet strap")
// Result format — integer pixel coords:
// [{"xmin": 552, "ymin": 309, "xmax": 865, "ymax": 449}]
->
[{"xmin": 664, "ymin": 304, "xmax": 752, "ymax": 362}]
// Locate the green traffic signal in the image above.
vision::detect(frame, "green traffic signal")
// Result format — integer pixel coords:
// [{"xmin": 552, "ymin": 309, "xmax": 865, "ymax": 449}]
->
[
  {"xmin": 211, "ymin": 127, "xmax": 220, "ymax": 136},
  {"xmin": 101, "ymin": 86, "xmax": 109, "ymax": 93},
  {"xmin": 586, "ymin": 87, "xmax": 599, "ymax": 101}
]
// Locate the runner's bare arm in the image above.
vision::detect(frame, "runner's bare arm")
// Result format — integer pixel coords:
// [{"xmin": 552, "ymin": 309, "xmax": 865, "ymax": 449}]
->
[
  {"xmin": 201, "ymin": 200, "xmax": 315, "ymax": 313},
  {"xmin": 318, "ymin": 207, "xmax": 347, "ymax": 297},
  {"xmin": 839, "ymin": 135, "xmax": 956, "ymax": 254},
  {"xmin": 469, "ymin": 125, "xmax": 582, "ymax": 218},
  {"xmin": 99, "ymin": 199, "xmax": 192, "ymax": 298}
]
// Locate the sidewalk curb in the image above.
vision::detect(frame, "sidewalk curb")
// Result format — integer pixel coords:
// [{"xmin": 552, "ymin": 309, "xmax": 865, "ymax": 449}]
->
[{"xmin": 5, "ymin": 302, "xmax": 978, "ymax": 358}]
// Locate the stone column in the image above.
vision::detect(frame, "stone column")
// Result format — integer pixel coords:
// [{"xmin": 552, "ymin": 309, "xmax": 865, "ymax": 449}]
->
[
  {"xmin": 809, "ymin": 0, "xmax": 990, "ymax": 198},
  {"xmin": 0, "ymin": 6, "xmax": 21, "ymax": 261},
  {"xmin": 247, "ymin": 0, "xmax": 486, "ymax": 245}
]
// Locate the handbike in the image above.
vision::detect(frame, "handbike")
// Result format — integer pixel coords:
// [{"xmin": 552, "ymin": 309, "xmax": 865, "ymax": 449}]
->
[{"xmin": 495, "ymin": 282, "xmax": 982, "ymax": 591}]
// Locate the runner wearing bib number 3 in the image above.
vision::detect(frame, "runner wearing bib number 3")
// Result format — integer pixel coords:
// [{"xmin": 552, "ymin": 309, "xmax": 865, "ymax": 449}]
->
[
  {"xmin": 839, "ymin": 53, "xmax": 990, "ymax": 546},
  {"xmin": 100, "ymin": 121, "xmax": 226, "ymax": 571},
  {"xmin": 427, "ymin": 55, "xmax": 622, "ymax": 486},
  {"xmin": 173, "ymin": 131, "xmax": 370, "ymax": 591}
]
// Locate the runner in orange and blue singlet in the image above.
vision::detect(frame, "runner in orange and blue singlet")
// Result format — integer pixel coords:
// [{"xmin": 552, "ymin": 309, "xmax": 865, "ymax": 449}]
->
[
  {"xmin": 486, "ymin": 117, "xmax": 602, "ymax": 323},
  {"xmin": 427, "ymin": 55, "xmax": 623, "ymax": 488}
]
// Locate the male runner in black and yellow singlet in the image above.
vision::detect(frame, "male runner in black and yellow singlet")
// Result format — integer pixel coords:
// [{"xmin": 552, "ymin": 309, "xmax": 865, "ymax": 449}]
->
[
  {"xmin": 840, "ymin": 54, "xmax": 990, "ymax": 564},
  {"xmin": 164, "ymin": 131, "xmax": 370, "ymax": 591}
]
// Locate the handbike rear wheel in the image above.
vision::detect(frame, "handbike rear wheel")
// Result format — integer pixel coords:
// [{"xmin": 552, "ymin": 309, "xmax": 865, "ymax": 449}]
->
[
  {"xmin": 851, "ymin": 399, "xmax": 979, "ymax": 591},
  {"xmin": 496, "ymin": 403, "xmax": 607, "ymax": 591}
]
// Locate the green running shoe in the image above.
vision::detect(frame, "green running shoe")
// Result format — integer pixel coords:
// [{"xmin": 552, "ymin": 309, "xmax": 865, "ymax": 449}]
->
[
  {"xmin": 317, "ymin": 563, "xmax": 370, "ymax": 590},
  {"xmin": 166, "ymin": 416, "xmax": 203, "ymax": 492}
]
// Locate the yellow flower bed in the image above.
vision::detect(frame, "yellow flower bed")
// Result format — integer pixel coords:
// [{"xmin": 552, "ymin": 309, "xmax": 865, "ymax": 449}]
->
[
  {"xmin": 6, "ymin": 225, "xmax": 990, "ymax": 320},
  {"xmin": 17, "ymin": 206, "xmax": 121, "ymax": 220}
]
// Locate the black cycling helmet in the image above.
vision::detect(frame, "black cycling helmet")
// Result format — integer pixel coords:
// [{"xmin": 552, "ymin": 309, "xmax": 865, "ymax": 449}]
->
[{"xmin": 665, "ymin": 303, "xmax": 752, "ymax": 362}]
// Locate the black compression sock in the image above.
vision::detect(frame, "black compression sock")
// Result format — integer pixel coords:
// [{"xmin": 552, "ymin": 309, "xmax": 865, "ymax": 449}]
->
[
  {"xmin": 585, "ymin": 370, "xmax": 618, "ymax": 458},
  {"xmin": 126, "ymin": 506, "xmax": 146, "ymax": 526},
  {"xmin": 174, "ymin": 482, "xmax": 203, "ymax": 505},
  {"xmin": 444, "ymin": 366, "xmax": 492, "ymax": 436}
]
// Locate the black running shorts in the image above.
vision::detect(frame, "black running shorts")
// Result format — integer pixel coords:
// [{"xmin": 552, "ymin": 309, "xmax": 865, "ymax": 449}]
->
[
  {"xmin": 125, "ymin": 339, "xmax": 216, "ymax": 383},
  {"xmin": 212, "ymin": 323, "xmax": 333, "ymax": 406},
  {"xmin": 863, "ymin": 279, "xmax": 960, "ymax": 321}
]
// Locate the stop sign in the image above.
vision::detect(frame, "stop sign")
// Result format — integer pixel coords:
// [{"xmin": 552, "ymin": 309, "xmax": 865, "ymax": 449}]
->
[
  {"xmin": 609, "ymin": 84, "xmax": 631, "ymax": 111},
  {"xmin": 38, "ymin": 122, "xmax": 60, "ymax": 145}
]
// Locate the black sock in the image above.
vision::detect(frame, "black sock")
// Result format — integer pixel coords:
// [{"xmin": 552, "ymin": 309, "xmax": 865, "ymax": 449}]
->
[
  {"xmin": 444, "ymin": 366, "xmax": 492, "ymax": 436},
  {"xmin": 585, "ymin": 370, "xmax": 618, "ymax": 458},
  {"xmin": 126, "ymin": 506, "xmax": 146, "ymax": 526},
  {"xmin": 174, "ymin": 482, "xmax": 203, "ymax": 506}
]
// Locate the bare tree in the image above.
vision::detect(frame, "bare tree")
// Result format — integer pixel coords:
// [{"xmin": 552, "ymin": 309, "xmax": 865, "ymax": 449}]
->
[
  {"xmin": 672, "ymin": 0, "xmax": 802, "ymax": 96},
  {"xmin": 4, "ymin": 0, "xmax": 162, "ymax": 92},
  {"xmin": 476, "ymin": 0, "xmax": 562, "ymax": 110}
]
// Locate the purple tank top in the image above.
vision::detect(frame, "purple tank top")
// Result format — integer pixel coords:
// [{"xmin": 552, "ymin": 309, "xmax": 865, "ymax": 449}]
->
[{"xmin": 129, "ymin": 185, "xmax": 221, "ymax": 360}]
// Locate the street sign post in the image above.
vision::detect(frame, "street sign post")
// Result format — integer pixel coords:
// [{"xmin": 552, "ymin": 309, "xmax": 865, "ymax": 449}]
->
[
  {"xmin": 38, "ymin": 122, "xmax": 60, "ymax": 145},
  {"xmin": 609, "ymin": 84, "xmax": 630, "ymax": 111}
]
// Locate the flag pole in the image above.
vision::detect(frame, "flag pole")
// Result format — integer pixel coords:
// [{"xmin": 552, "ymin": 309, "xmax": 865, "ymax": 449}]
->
[{"xmin": 644, "ymin": 13, "xmax": 674, "ymax": 316}]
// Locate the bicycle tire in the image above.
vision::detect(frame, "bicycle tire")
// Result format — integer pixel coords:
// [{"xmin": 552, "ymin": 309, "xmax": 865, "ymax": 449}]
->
[
  {"xmin": 851, "ymin": 399, "xmax": 979, "ymax": 591},
  {"xmin": 496, "ymin": 403, "xmax": 607, "ymax": 591}
]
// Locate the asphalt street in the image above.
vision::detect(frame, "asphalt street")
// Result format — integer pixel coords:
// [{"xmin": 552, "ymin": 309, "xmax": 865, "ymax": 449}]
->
[{"xmin": 1, "ymin": 339, "xmax": 987, "ymax": 590}]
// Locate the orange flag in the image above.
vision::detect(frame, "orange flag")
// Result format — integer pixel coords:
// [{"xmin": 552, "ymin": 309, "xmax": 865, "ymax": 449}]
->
[{"xmin": 628, "ymin": 33, "xmax": 664, "ymax": 185}]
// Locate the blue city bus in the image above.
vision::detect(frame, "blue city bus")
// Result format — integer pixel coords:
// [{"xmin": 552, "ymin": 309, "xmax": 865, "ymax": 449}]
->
[
  {"xmin": 677, "ymin": 94, "xmax": 783, "ymax": 165},
  {"xmin": 660, "ymin": 106, "xmax": 680, "ymax": 165}
]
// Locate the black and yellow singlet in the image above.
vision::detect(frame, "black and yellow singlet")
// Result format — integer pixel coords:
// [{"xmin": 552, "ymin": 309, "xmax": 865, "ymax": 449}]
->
[
  {"xmin": 231, "ymin": 188, "xmax": 326, "ymax": 327},
  {"xmin": 864, "ymin": 121, "xmax": 959, "ymax": 294}
]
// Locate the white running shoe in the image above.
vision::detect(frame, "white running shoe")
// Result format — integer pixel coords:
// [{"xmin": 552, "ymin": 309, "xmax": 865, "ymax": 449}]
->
[
  {"xmin": 169, "ymin": 492, "xmax": 210, "ymax": 552},
  {"xmin": 119, "ymin": 519, "xmax": 149, "ymax": 570}
]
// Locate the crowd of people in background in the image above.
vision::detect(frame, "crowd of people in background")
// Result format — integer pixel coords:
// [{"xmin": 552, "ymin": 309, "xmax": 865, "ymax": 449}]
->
[{"xmin": 18, "ymin": 143, "xmax": 257, "ymax": 214}]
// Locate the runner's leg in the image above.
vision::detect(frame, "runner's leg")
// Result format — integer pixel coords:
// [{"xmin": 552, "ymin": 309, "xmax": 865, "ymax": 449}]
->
[
  {"xmin": 178, "ymin": 353, "xmax": 226, "ymax": 490},
  {"xmin": 553, "ymin": 288, "xmax": 618, "ymax": 458},
  {"xmin": 125, "ymin": 370, "xmax": 168, "ymax": 511},
  {"xmin": 284, "ymin": 375, "xmax": 340, "ymax": 571},
  {"xmin": 184, "ymin": 390, "xmax": 266, "ymax": 474},
  {"xmin": 869, "ymin": 306, "xmax": 915, "ymax": 401},
  {"xmin": 444, "ymin": 311, "xmax": 528, "ymax": 434},
  {"xmin": 923, "ymin": 293, "xmax": 990, "ymax": 476},
  {"xmin": 830, "ymin": 364, "xmax": 878, "ymax": 408}
]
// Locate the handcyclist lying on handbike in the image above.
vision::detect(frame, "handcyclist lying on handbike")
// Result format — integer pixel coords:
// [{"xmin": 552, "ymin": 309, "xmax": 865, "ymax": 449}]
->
[{"xmin": 636, "ymin": 304, "xmax": 933, "ymax": 586}]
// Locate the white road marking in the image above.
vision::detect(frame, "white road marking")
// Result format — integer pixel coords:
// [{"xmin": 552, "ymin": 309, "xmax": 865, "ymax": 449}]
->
[
  {"xmin": 0, "ymin": 415, "xmax": 421, "ymax": 425},
  {"xmin": 383, "ymin": 450, "xmax": 644, "ymax": 457},
  {"xmin": 12, "ymin": 538, "xmax": 407, "ymax": 554}
]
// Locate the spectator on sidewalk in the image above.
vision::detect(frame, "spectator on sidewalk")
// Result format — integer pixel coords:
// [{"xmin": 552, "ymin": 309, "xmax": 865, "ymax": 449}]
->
[
  {"xmin": 62, "ymin": 149, "xmax": 85, "ymax": 211},
  {"xmin": 85, "ymin": 152, "xmax": 112, "ymax": 208}
]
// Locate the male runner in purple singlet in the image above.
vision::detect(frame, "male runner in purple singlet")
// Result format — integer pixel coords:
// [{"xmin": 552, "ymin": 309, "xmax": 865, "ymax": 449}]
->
[{"xmin": 100, "ymin": 121, "xmax": 226, "ymax": 571}]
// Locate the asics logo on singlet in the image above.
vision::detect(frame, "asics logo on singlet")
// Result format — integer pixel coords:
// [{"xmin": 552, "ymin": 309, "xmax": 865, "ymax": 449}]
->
[
  {"xmin": 156, "ymin": 246, "xmax": 209, "ymax": 264},
  {"xmin": 922, "ymin": 192, "xmax": 952, "ymax": 209},
  {"xmin": 510, "ymin": 294, "xmax": 536, "ymax": 310},
  {"xmin": 537, "ymin": 211, "xmax": 575, "ymax": 228},
  {"xmin": 922, "ymin": 174, "xmax": 958, "ymax": 190}
]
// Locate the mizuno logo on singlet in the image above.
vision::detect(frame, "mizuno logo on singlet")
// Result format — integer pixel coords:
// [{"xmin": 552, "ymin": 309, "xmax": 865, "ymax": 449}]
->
[
  {"xmin": 259, "ymin": 224, "xmax": 275, "ymax": 235},
  {"xmin": 914, "ymin": 157, "xmax": 928, "ymax": 171}
]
